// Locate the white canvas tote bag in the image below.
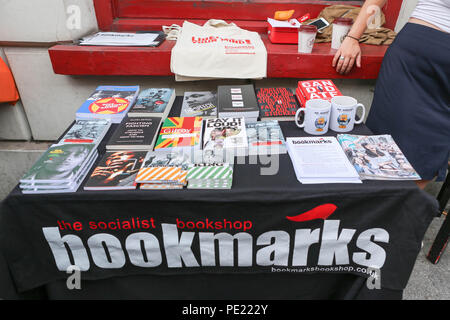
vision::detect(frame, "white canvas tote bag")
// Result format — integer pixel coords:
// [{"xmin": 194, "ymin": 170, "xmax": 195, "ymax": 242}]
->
[{"xmin": 171, "ymin": 19, "xmax": 267, "ymax": 80}]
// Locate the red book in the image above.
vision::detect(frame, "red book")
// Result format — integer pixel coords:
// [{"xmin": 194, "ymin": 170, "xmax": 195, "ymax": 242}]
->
[
  {"xmin": 256, "ymin": 87, "xmax": 299, "ymax": 121},
  {"xmin": 297, "ymin": 80, "xmax": 342, "ymax": 107}
]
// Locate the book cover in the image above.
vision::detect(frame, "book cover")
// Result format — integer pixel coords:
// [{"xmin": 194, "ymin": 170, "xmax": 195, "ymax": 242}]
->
[
  {"xmin": 84, "ymin": 151, "xmax": 147, "ymax": 190},
  {"xmin": 135, "ymin": 150, "xmax": 191, "ymax": 184},
  {"xmin": 22, "ymin": 151, "xmax": 98, "ymax": 193},
  {"xmin": 180, "ymin": 91, "xmax": 217, "ymax": 118},
  {"xmin": 106, "ymin": 116, "xmax": 162, "ymax": 150},
  {"xmin": 246, "ymin": 120, "xmax": 287, "ymax": 155},
  {"xmin": 59, "ymin": 119, "xmax": 111, "ymax": 145},
  {"xmin": 128, "ymin": 88, "xmax": 175, "ymax": 117},
  {"xmin": 20, "ymin": 144, "xmax": 96, "ymax": 184},
  {"xmin": 187, "ymin": 163, "xmax": 234, "ymax": 189},
  {"xmin": 154, "ymin": 117, "xmax": 203, "ymax": 150},
  {"xmin": 256, "ymin": 88, "xmax": 298, "ymax": 120},
  {"xmin": 203, "ymin": 117, "xmax": 248, "ymax": 152},
  {"xmin": 337, "ymin": 134, "xmax": 421, "ymax": 181},
  {"xmin": 217, "ymin": 85, "xmax": 259, "ymax": 115},
  {"xmin": 297, "ymin": 80, "xmax": 342, "ymax": 107},
  {"xmin": 76, "ymin": 85, "xmax": 140, "ymax": 121}
]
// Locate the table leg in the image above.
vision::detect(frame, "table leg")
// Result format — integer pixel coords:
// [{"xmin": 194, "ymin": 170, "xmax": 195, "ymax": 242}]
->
[{"xmin": 427, "ymin": 167, "xmax": 450, "ymax": 264}]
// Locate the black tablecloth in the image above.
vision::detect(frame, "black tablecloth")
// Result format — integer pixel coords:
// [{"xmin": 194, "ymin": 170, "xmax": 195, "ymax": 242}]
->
[{"xmin": 0, "ymin": 97, "xmax": 439, "ymax": 299}]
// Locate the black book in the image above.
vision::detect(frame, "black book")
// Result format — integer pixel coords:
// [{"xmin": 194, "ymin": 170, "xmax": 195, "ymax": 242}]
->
[
  {"xmin": 106, "ymin": 116, "xmax": 162, "ymax": 151},
  {"xmin": 217, "ymin": 84, "xmax": 260, "ymax": 120}
]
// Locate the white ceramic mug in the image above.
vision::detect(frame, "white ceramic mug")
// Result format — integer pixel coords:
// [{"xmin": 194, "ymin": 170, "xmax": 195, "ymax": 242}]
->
[
  {"xmin": 329, "ymin": 96, "xmax": 366, "ymax": 132},
  {"xmin": 295, "ymin": 99, "xmax": 331, "ymax": 135}
]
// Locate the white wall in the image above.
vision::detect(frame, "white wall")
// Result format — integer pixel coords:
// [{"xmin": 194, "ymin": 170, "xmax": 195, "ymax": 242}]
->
[
  {"xmin": 0, "ymin": 0, "xmax": 98, "ymax": 43},
  {"xmin": 4, "ymin": 46, "xmax": 376, "ymax": 141}
]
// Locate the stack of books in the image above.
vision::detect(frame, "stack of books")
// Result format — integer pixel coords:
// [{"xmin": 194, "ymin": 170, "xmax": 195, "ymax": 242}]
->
[
  {"xmin": 135, "ymin": 150, "xmax": 190, "ymax": 190},
  {"xmin": 76, "ymin": 85, "xmax": 140, "ymax": 123},
  {"xmin": 187, "ymin": 149, "xmax": 234, "ymax": 189},
  {"xmin": 295, "ymin": 80, "xmax": 342, "ymax": 108},
  {"xmin": 187, "ymin": 164, "xmax": 234, "ymax": 189},
  {"xmin": 20, "ymin": 144, "xmax": 98, "ymax": 193},
  {"xmin": 217, "ymin": 85, "xmax": 260, "ymax": 121}
]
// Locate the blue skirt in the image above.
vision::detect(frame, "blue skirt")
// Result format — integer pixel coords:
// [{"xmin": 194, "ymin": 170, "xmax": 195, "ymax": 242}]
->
[{"xmin": 366, "ymin": 23, "xmax": 450, "ymax": 181}]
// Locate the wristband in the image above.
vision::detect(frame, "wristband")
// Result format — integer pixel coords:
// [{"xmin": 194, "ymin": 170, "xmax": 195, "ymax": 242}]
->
[{"xmin": 346, "ymin": 35, "xmax": 360, "ymax": 42}]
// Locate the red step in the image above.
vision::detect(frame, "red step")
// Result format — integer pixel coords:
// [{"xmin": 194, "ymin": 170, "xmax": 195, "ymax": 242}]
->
[{"xmin": 49, "ymin": 35, "xmax": 386, "ymax": 79}]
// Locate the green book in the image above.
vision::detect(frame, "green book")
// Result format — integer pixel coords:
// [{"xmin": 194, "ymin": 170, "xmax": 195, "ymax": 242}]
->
[{"xmin": 20, "ymin": 144, "xmax": 96, "ymax": 184}]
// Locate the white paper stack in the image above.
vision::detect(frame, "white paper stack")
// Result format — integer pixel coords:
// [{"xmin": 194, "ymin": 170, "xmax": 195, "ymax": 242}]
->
[
  {"xmin": 80, "ymin": 32, "xmax": 160, "ymax": 46},
  {"xmin": 286, "ymin": 137, "xmax": 361, "ymax": 184}
]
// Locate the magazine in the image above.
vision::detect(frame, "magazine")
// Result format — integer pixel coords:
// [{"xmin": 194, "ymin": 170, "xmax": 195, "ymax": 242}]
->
[{"xmin": 337, "ymin": 134, "xmax": 421, "ymax": 180}]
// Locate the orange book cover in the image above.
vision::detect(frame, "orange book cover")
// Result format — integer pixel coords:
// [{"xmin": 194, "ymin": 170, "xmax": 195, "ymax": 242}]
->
[{"xmin": 154, "ymin": 117, "xmax": 203, "ymax": 150}]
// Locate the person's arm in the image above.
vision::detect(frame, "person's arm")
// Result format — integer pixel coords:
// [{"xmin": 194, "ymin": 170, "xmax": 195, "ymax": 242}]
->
[{"xmin": 332, "ymin": 0, "xmax": 387, "ymax": 74}]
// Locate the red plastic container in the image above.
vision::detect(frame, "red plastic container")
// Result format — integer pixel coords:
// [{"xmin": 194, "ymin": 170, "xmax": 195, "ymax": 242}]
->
[{"xmin": 267, "ymin": 18, "xmax": 300, "ymax": 44}]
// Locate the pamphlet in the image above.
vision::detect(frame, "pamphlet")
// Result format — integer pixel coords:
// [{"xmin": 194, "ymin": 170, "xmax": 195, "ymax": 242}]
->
[{"xmin": 286, "ymin": 137, "xmax": 361, "ymax": 184}]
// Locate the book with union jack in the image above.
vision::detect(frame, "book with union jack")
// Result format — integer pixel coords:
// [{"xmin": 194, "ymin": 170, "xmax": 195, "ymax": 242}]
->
[{"xmin": 154, "ymin": 117, "xmax": 203, "ymax": 151}]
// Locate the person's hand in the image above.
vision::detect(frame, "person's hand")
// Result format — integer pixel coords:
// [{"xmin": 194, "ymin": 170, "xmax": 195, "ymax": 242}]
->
[{"xmin": 332, "ymin": 36, "xmax": 362, "ymax": 74}]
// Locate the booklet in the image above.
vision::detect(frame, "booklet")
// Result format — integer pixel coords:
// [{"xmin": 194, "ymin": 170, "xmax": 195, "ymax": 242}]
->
[
  {"xmin": 337, "ymin": 134, "xmax": 421, "ymax": 180},
  {"xmin": 79, "ymin": 32, "xmax": 165, "ymax": 47},
  {"xmin": 286, "ymin": 137, "xmax": 361, "ymax": 184}
]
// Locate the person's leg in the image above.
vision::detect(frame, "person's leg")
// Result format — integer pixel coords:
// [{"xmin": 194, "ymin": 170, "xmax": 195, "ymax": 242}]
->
[
  {"xmin": 415, "ymin": 179, "xmax": 432, "ymax": 190},
  {"xmin": 366, "ymin": 24, "xmax": 450, "ymax": 184}
]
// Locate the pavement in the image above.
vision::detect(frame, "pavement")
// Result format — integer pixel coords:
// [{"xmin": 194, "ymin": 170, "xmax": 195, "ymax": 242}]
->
[{"xmin": 403, "ymin": 181, "xmax": 450, "ymax": 300}]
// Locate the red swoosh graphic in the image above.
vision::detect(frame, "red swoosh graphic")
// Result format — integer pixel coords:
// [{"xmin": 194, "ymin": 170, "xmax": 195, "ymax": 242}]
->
[{"xmin": 287, "ymin": 204, "xmax": 337, "ymax": 222}]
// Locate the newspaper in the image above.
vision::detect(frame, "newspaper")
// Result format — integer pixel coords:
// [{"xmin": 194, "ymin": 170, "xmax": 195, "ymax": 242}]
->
[{"xmin": 337, "ymin": 134, "xmax": 421, "ymax": 180}]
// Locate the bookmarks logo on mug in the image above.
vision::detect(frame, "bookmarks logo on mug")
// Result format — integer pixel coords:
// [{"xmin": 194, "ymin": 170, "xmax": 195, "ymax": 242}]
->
[
  {"xmin": 295, "ymin": 99, "xmax": 331, "ymax": 135},
  {"xmin": 330, "ymin": 96, "xmax": 366, "ymax": 132}
]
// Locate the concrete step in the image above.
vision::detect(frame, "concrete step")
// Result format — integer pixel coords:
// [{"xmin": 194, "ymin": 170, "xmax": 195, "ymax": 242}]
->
[{"xmin": 0, "ymin": 141, "xmax": 52, "ymax": 200}]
